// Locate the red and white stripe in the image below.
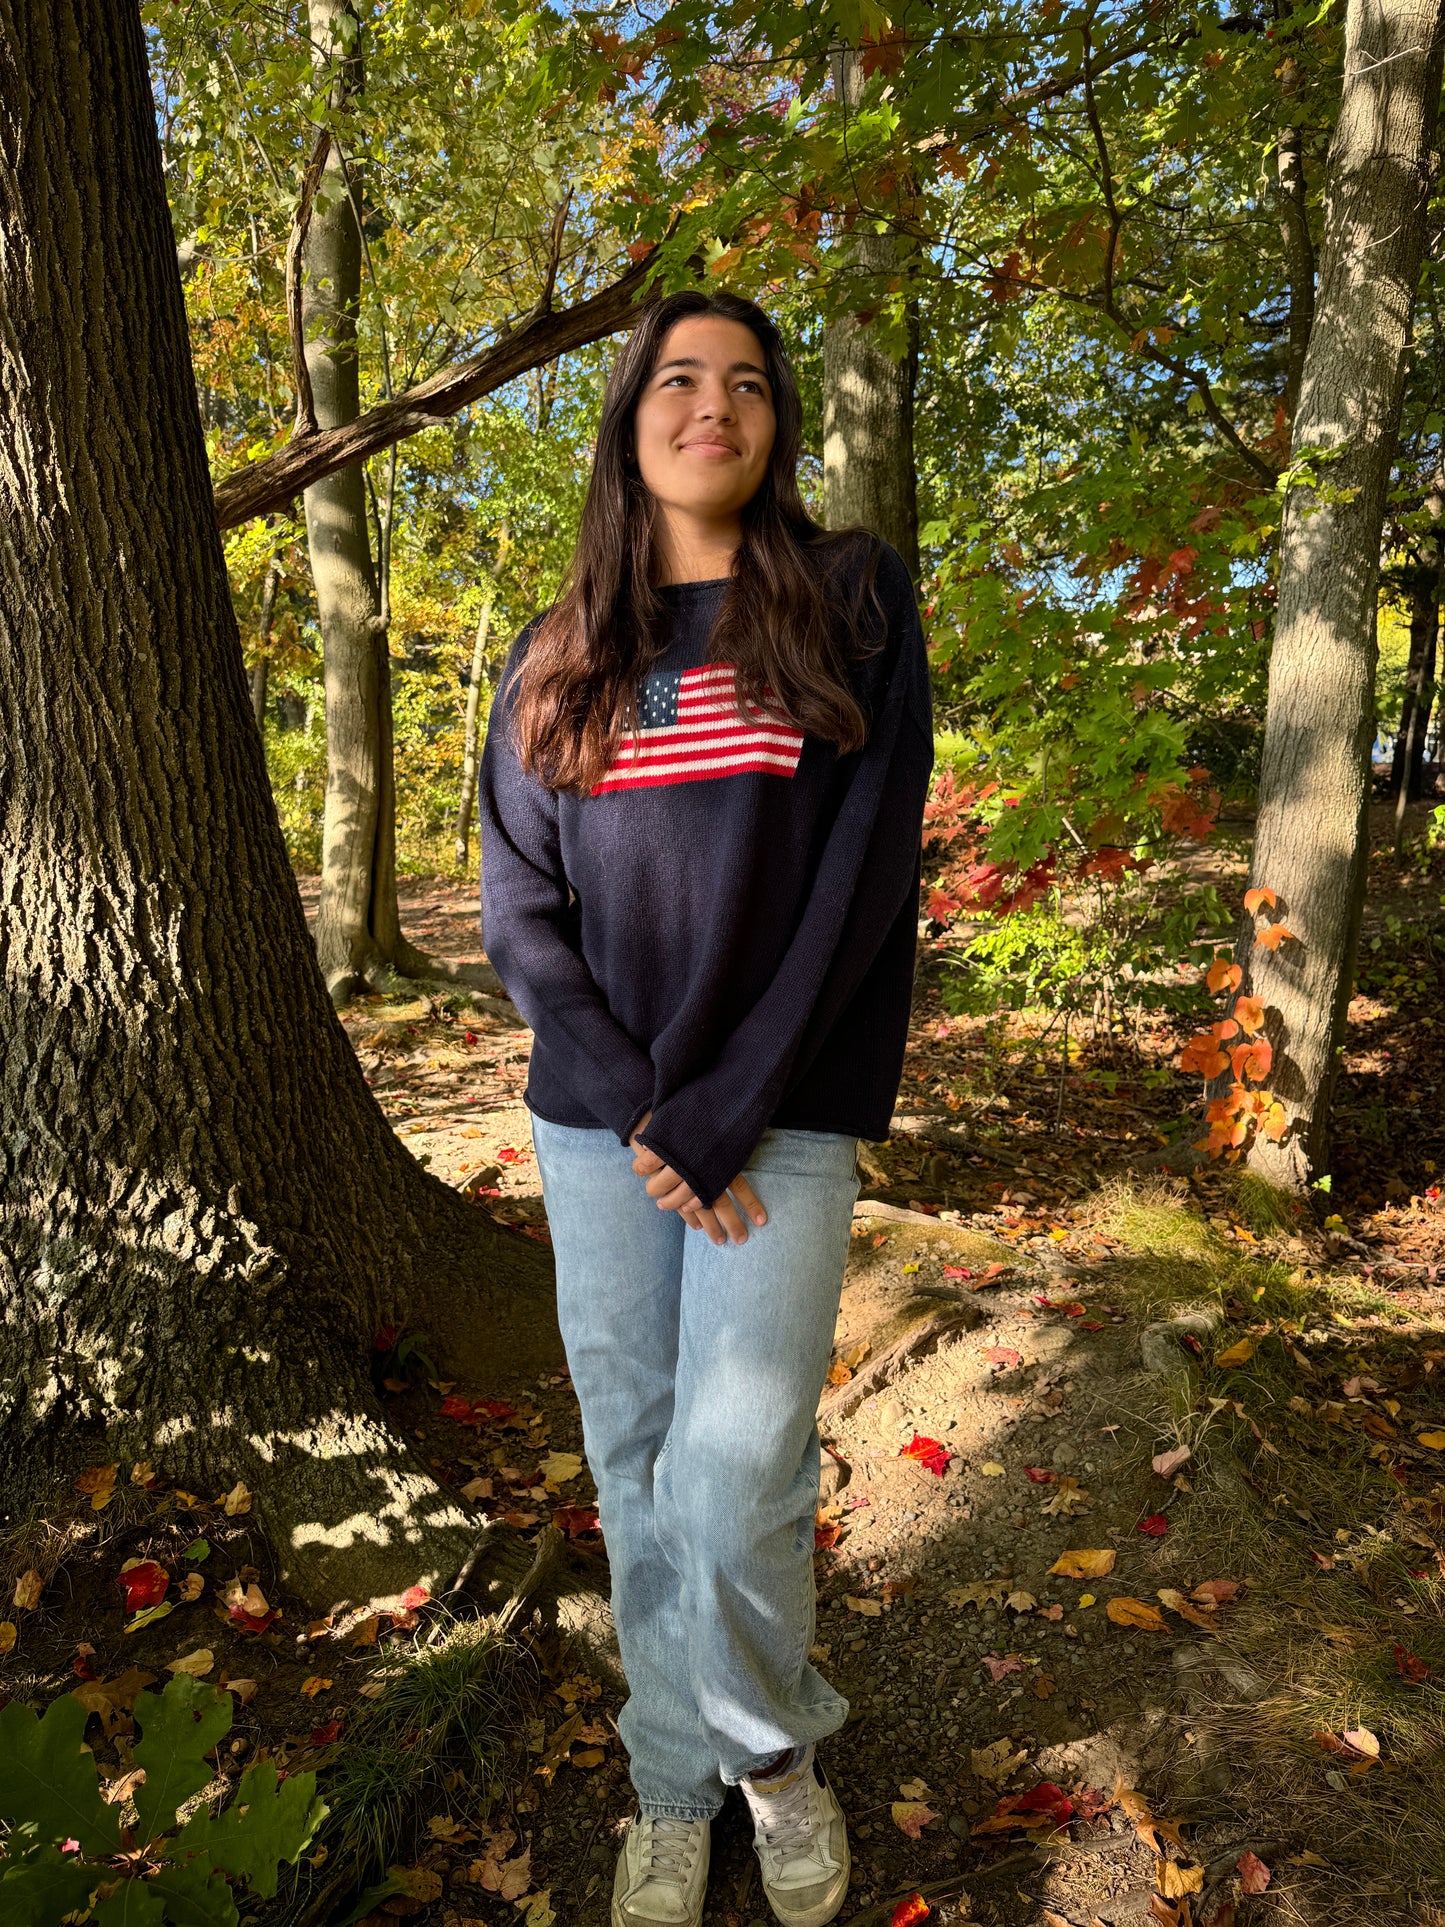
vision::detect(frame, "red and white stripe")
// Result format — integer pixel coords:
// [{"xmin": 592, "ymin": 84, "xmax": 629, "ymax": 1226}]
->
[{"xmin": 592, "ymin": 662, "xmax": 804, "ymax": 794}]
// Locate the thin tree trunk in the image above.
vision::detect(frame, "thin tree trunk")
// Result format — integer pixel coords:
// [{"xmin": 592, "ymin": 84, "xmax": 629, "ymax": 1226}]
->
[
  {"xmin": 249, "ymin": 554, "xmax": 280, "ymax": 733},
  {"xmin": 0, "ymin": 0, "xmax": 555, "ymax": 1608},
  {"xmin": 821, "ymin": 51, "xmax": 920, "ymax": 575},
  {"xmin": 301, "ymin": 0, "xmax": 415, "ymax": 1003},
  {"xmin": 1276, "ymin": 112, "xmax": 1316, "ymax": 432},
  {"xmin": 455, "ymin": 580, "xmax": 499, "ymax": 869},
  {"xmin": 1236, "ymin": 0, "xmax": 1445, "ymax": 1188},
  {"xmin": 1392, "ymin": 560, "xmax": 1439, "ymax": 846}
]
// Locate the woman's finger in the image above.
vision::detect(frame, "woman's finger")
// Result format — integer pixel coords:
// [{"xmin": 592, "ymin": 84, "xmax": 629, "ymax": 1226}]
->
[
  {"xmin": 655, "ymin": 1178, "xmax": 698, "ymax": 1213},
  {"xmin": 691, "ymin": 1205, "xmax": 728, "ymax": 1246},
  {"xmin": 728, "ymin": 1175, "xmax": 767, "ymax": 1227},
  {"xmin": 631, "ymin": 1145, "xmax": 665, "ymax": 1175},
  {"xmin": 644, "ymin": 1165, "xmax": 684, "ymax": 1199},
  {"xmin": 710, "ymin": 1193, "xmax": 750, "ymax": 1245}
]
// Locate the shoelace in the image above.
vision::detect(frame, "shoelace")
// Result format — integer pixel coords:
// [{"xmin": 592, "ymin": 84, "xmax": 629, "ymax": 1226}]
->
[
  {"xmin": 753, "ymin": 1769, "xmax": 818, "ymax": 1853},
  {"xmin": 642, "ymin": 1816, "xmax": 703, "ymax": 1883}
]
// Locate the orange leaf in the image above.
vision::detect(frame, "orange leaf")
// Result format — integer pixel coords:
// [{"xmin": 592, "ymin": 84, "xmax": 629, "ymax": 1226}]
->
[
  {"xmin": 892, "ymin": 1897, "xmax": 930, "ymax": 1927},
  {"xmin": 1243, "ymin": 886, "xmax": 1276, "ymax": 915},
  {"xmin": 1229, "ymin": 1039, "xmax": 1272, "ymax": 1083},
  {"xmin": 1180, "ymin": 1035, "xmax": 1229, "ymax": 1079},
  {"xmin": 1106, "ymin": 1596, "xmax": 1168, "ymax": 1631},
  {"xmin": 1261, "ymin": 1100, "xmax": 1288, "ymax": 1142},
  {"xmin": 1205, "ymin": 957, "xmax": 1241, "ymax": 994},
  {"xmin": 1254, "ymin": 922, "xmax": 1294, "ymax": 951},
  {"xmin": 1233, "ymin": 994, "xmax": 1265, "ymax": 1035},
  {"xmin": 1210, "ymin": 1018, "xmax": 1239, "ymax": 1042}
]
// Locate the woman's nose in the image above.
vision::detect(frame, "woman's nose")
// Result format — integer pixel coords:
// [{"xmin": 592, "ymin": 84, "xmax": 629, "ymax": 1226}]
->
[{"xmin": 696, "ymin": 380, "xmax": 735, "ymax": 421}]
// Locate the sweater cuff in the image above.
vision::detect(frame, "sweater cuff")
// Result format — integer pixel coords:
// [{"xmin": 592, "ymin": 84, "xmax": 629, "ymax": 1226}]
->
[{"xmin": 634, "ymin": 1112, "xmax": 757, "ymax": 1211}]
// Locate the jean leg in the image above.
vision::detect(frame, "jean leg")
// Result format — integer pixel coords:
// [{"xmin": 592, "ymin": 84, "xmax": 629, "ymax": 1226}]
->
[
  {"xmin": 652, "ymin": 1129, "xmax": 860, "ymax": 1787},
  {"xmin": 530, "ymin": 1116, "xmax": 725, "ymax": 1819}
]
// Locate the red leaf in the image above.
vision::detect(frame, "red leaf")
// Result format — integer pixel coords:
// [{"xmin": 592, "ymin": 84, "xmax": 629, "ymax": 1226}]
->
[
  {"xmin": 116, "ymin": 1562, "xmax": 168, "ymax": 1613},
  {"xmin": 439, "ymin": 1394, "xmax": 476, "ymax": 1422},
  {"xmin": 1236, "ymin": 1850, "xmax": 1271, "ymax": 1894},
  {"xmin": 229, "ymin": 1606, "xmax": 280, "ymax": 1633},
  {"xmin": 982, "ymin": 1346, "xmax": 1022, "ymax": 1370},
  {"xmin": 892, "ymin": 1896, "xmax": 930, "ymax": 1927},
  {"xmin": 71, "ymin": 1646, "xmax": 98, "ymax": 1680},
  {"xmin": 1136, "ymin": 1513, "xmax": 1169, "ymax": 1537},
  {"xmin": 1015, "ymin": 1780, "xmax": 1075, "ymax": 1824},
  {"xmin": 901, "ymin": 1434, "xmax": 952, "ymax": 1476},
  {"xmin": 1394, "ymin": 1642, "xmax": 1430, "ymax": 1683},
  {"xmin": 553, "ymin": 1504, "xmax": 601, "ymax": 1538},
  {"xmin": 943, "ymin": 1265, "xmax": 971, "ymax": 1280},
  {"xmin": 400, "ymin": 1584, "xmax": 429, "ymax": 1611},
  {"xmin": 981, "ymin": 1652, "xmax": 1025, "ymax": 1682},
  {"xmin": 1025, "ymin": 1466, "xmax": 1056, "ymax": 1483},
  {"xmin": 309, "ymin": 1718, "xmax": 344, "ymax": 1746}
]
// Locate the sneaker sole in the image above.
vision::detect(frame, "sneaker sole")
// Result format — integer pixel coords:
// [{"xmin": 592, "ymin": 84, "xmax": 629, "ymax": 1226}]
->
[{"xmin": 760, "ymin": 1838, "xmax": 850, "ymax": 1927}]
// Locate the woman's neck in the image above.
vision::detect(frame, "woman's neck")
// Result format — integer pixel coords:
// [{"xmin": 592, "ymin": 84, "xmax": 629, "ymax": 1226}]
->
[{"xmin": 652, "ymin": 506, "xmax": 743, "ymax": 585}]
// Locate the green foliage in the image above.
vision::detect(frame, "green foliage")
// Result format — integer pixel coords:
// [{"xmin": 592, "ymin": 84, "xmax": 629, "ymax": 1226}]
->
[{"xmin": 0, "ymin": 1677, "xmax": 324, "ymax": 1927}]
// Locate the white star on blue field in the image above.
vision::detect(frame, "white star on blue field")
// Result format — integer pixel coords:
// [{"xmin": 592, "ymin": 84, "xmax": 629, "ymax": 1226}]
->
[{"xmin": 637, "ymin": 669, "xmax": 686, "ymax": 727}]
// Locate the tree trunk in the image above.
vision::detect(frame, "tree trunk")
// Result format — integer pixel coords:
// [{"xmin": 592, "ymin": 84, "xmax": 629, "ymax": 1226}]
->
[
  {"xmin": 455, "ymin": 579, "xmax": 499, "ymax": 869},
  {"xmin": 821, "ymin": 51, "xmax": 920, "ymax": 575},
  {"xmin": 249, "ymin": 554, "xmax": 280, "ymax": 733},
  {"xmin": 1236, "ymin": 0, "xmax": 1445, "ymax": 1188},
  {"xmin": 0, "ymin": 0, "xmax": 556, "ymax": 1610},
  {"xmin": 1391, "ymin": 558, "xmax": 1439, "ymax": 817},
  {"xmin": 301, "ymin": 0, "xmax": 419, "ymax": 1003}
]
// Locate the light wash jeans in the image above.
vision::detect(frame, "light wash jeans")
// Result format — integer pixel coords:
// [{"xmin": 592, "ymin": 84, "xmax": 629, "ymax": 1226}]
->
[{"xmin": 530, "ymin": 1117, "xmax": 860, "ymax": 1820}]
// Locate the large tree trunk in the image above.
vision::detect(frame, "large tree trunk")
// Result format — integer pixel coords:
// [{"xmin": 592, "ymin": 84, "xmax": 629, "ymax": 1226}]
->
[
  {"xmin": 1237, "ymin": 0, "xmax": 1445, "ymax": 1188},
  {"xmin": 301, "ymin": 0, "xmax": 422, "ymax": 1002},
  {"xmin": 821, "ymin": 51, "xmax": 920, "ymax": 575},
  {"xmin": 0, "ymin": 0, "xmax": 556, "ymax": 1609}
]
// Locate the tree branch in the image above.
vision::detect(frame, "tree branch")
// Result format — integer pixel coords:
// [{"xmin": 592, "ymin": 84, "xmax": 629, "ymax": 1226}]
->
[
  {"xmin": 283, "ymin": 128, "xmax": 332, "ymax": 441},
  {"xmin": 213, "ymin": 248, "xmax": 659, "ymax": 529}
]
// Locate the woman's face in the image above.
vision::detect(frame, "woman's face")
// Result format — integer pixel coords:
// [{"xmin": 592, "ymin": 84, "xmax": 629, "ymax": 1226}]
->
[{"xmin": 631, "ymin": 314, "xmax": 777, "ymax": 527}]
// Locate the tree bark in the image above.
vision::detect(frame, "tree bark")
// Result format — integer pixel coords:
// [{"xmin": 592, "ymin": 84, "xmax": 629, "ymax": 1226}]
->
[
  {"xmin": 1236, "ymin": 0, "xmax": 1445, "ymax": 1188},
  {"xmin": 300, "ymin": 0, "xmax": 419, "ymax": 1002},
  {"xmin": 0, "ymin": 0, "xmax": 556, "ymax": 1610},
  {"xmin": 1391, "ymin": 557, "xmax": 1439, "ymax": 836},
  {"xmin": 455, "ymin": 576, "xmax": 499, "ymax": 869},
  {"xmin": 821, "ymin": 51, "xmax": 920, "ymax": 575}
]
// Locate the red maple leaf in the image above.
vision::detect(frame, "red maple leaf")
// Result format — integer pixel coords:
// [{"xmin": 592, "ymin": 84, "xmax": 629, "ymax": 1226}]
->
[
  {"xmin": 309, "ymin": 1718, "xmax": 344, "ymax": 1747},
  {"xmin": 1136, "ymin": 1513, "xmax": 1169, "ymax": 1537},
  {"xmin": 900, "ymin": 1434, "xmax": 952, "ymax": 1476},
  {"xmin": 116, "ymin": 1562, "xmax": 168, "ymax": 1613},
  {"xmin": 553, "ymin": 1505, "xmax": 601, "ymax": 1538}
]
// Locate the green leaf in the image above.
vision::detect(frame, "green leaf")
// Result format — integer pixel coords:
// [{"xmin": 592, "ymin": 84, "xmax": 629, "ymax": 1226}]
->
[
  {"xmin": 0, "ymin": 1695, "xmax": 121, "ymax": 1854},
  {"xmin": 166, "ymin": 1763, "xmax": 325, "ymax": 1900},
  {"xmin": 93, "ymin": 1878, "xmax": 169, "ymax": 1926},
  {"xmin": 183, "ymin": 1540, "xmax": 211, "ymax": 1563},
  {"xmin": 145, "ymin": 1856, "xmax": 239, "ymax": 1927},
  {"xmin": 132, "ymin": 1677, "xmax": 232, "ymax": 1845},
  {"xmin": 0, "ymin": 1837, "xmax": 101, "ymax": 1926}
]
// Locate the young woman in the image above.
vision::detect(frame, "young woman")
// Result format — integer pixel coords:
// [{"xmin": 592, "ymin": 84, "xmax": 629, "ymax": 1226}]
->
[{"xmin": 480, "ymin": 289, "xmax": 931, "ymax": 1927}]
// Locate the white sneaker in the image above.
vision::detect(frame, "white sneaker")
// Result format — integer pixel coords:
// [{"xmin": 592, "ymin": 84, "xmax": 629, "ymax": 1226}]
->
[
  {"xmin": 611, "ymin": 1812, "xmax": 711, "ymax": 1927},
  {"xmin": 740, "ymin": 1746, "xmax": 850, "ymax": 1927}
]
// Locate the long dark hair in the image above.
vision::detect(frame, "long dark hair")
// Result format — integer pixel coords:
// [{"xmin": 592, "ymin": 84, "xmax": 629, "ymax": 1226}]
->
[{"xmin": 510, "ymin": 289, "xmax": 876, "ymax": 793}]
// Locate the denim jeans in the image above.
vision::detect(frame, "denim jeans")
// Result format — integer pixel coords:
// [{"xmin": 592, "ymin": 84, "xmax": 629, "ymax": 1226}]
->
[{"xmin": 530, "ymin": 1117, "xmax": 860, "ymax": 1820}]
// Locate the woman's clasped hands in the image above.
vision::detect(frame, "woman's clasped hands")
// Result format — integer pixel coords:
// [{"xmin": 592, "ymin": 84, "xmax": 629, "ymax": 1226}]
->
[{"xmin": 628, "ymin": 1112, "xmax": 766, "ymax": 1247}]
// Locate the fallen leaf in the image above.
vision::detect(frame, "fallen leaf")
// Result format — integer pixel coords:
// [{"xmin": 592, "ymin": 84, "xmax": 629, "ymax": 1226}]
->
[
  {"xmin": 539, "ymin": 1452, "xmax": 584, "ymax": 1485},
  {"xmin": 1213, "ymin": 1337, "xmax": 1257, "ymax": 1369},
  {"xmin": 1037, "ymin": 1604, "xmax": 1064, "ymax": 1621},
  {"xmin": 981, "ymin": 1653, "xmax": 1026, "ymax": 1682},
  {"xmin": 1341, "ymin": 1725, "xmax": 1379, "ymax": 1758},
  {"xmin": 891, "ymin": 1801, "xmax": 938, "ymax": 1838},
  {"xmin": 125, "ymin": 1601, "xmax": 174, "ymax": 1633},
  {"xmin": 1415, "ymin": 1430, "xmax": 1445, "ymax": 1449},
  {"xmin": 845, "ymin": 1596, "xmax": 883, "ymax": 1617},
  {"xmin": 1042, "ymin": 1477, "xmax": 1090, "ymax": 1516},
  {"xmin": 300, "ymin": 1675, "xmax": 332, "ymax": 1698},
  {"xmin": 460, "ymin": 1476, "xmax": 494, "ymax": 1500},
  {"xmin": 164, "ymin": 1645, "xmax": 216, "ymax": 1678},
  {"xmin": 222, "ymin": 1480, "xmax": 251, "ymax": 1516},
  {"xmin": 0, "ymin": 1622, "xmax": 15, "ymax": 1653},
  {"xmin": 1136, "ymin": 1513, "xmax": 1169, "ymax": 1537},
  {"xmin": 571, "ymin": 1747, "xmax": 606, "ymax": 1768},
  {"xmin": 1156, "ymin": 1858, "xmax": 1204, "ymax": 1897},
  {"xmin": 946, "ymin": 1579, "xmax": 1008, "ymax": 1610},
  {"xmin": 1031, "ymin": 1674, "xmax": 1057, "ymax": 1698},
  {"xmin": 981, "ymin": 1461, "xmax": 1007, "ymax": 1477},
  {"xmin": 1236, "ymin": 1850, "xmax": 1271, "ymax": 1894},
  {"xmin": 400, "ymin": 1584, "xmax": 430, "ymax": 1611},
  {"xmin": 350, "ymin": 1613, "xmax": 380, "ymax": 1646},
  {"xmin": 115, "ymin": 1561, "xmax": 167, "ymax": 1613},
  {"xmin": 222, "ymin": 1675, "xmax": 258, "ymax": 1702},
  {"xmin": 309, "ymin": 1717, "xmax": 344, "ymax": 1746},
  {"xmin": 891, "ymin": 1897, "xmax": 930, "ymax": 1927},
  {"xmin": 971, "ymin": 1738, "xmax": 1028, "ymax": 1780},
  {"xmin": 901, "ymin": 1434, "xmax": 952, "ymax": 1476},
  {"xmin": 899, "ymin": 1776, "xmax": 931, "ymax": 1799},
  {"xmin": 388, "ymin": 1865, "xmax": 444, "ymax": 1904},
  {"xmin": 130, "ymin": 1461, "xmax": 157, "ymax": 1489},
  {"xmin": 1394, "ymin": 1643, "xmax": 1430, "ymax": 1683},
  {"xmin": 982, "ymin": 1346, "xmax": 1023, "ymax": 1369},
  {"xmin": 1190, "ymin": 1579, "xmax": 1240, "ymax": 1605},
  {"xmin": 12, "ymin": 1569, "xmax": 43, "ymax": 1611},
  {"xmin": 1025, "ymin": 1466, "xmax": 1056, "ymax": 1483},
  {"xmin": 1049, "ymin": 1549, "xmax": 1116, "ymax": 1579},
  {"xmin": 75, "ymin": 1464, "xmax": 119, "ymax": 1509},
  {"xmin": 1152, "ymin": 1445, "xmax": 1191, "ymax": 1479},
  {"xmin": 178, "ymin": 1573, "xmax": 204, "ymax": 1602},
  {"xmin": 1106, "ymin": 1597, "xmax": 1168, "ymax": 1631},
  {"xmin": 552, "ymin": 1505, "xmax": 600, "ymax": 1537}
]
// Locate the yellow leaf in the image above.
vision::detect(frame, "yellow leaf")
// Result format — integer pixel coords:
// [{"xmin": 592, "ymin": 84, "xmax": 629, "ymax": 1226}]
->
[
  {"xmin": 222, "ymin": 1480, "xmax": 252, "ymax": 1516},
  {"xmin": 572, "ymin": 1747, "xmax": 606, "ymax": 1768},
  {"xmin": 166, "ymin": 1648, "xmax": 214, "ymax": 1677},
  {"xmin": 300, "ymin": 1675, "xmax": 332, "ymax": 1698},
  {"xmin": 902, "ymin": 1262, "xmax": 920, "ymax": 1274},
  {"xmin": 12, "ymin": 1570, "xmax": 42, "ymax": 1612},
  {"xmin": 1416, "ymin": 1431, "xmax": 1445, "ymax": 1449},
  {"xmin": 540, "ymin": 1452, "xmax": 584, "ymax": 1486},
  {"xmin": 1106, "ymin": 1596, "xmax": 1168, "ymax": 1631},
  {"xmin": 1156, "ymin": 1858, "xmax": 1204, "ymax": 1897},
  {"xmin": 981, "ymin": 1461, "xmax": 1006, "ymax": 1477},
  {"xmin": 1078, "ymin": 1594, "xmax": 1096, "ymax": 1608},
  {"xmin": 899, "ymin": 1777, "xmax": 930, "ymax": 1799},
  {"xmin": 1213, "ymin": 1337, "xmax": 1257, "ymax": 1368},
  {"xmin": 1048, "ymin": 1549, "xmax": 1116, "ymax": 1579},
  {"xmin": 844, "ymin": 1596, "xmax": 882, "ymax": 1617},
  {"xmin": 0, "ymin": 1622, "xmax": 16, "ymax": 1653}
]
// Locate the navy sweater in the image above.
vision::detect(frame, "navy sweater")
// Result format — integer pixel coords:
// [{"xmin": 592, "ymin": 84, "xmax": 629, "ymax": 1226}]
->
[{"xmin": 478, "ymin": 536, "xmax": 933, "ymax": 1207}]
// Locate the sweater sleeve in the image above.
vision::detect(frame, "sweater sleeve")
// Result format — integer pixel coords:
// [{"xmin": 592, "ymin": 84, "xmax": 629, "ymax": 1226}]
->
[
  {"xmin": 634, "ymin": 542, "xmax": 933, "ymax": 1203},
  {"xmin": 478, "ymin": 637, "xmax": 656, "ymax": 1144}
]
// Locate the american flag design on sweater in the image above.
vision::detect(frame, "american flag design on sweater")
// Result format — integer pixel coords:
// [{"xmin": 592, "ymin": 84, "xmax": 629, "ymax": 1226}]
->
[{"xmin": 591, "ymin": 661, "xmax": 804, "ymax": 794}]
